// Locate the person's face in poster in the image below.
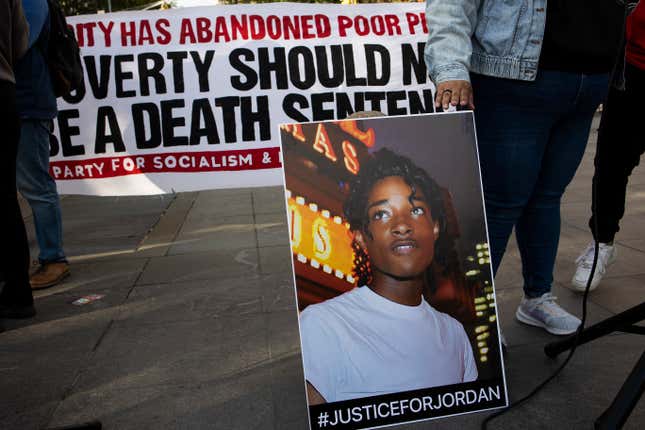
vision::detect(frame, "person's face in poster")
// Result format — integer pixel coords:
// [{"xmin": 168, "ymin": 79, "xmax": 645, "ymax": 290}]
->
[{"xmin": 355, "ymin": 176, "xmax": 438, "ymax": 281}]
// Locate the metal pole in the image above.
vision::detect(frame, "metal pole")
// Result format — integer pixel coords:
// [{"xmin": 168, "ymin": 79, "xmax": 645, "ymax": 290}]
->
[{"xmin": 107, "ymin": 0, "xmax": 112, "ymax": 12}]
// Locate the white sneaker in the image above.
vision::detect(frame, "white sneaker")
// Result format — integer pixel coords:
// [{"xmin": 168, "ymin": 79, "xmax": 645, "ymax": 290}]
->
[
  {"xmin": 571, "ymin": 241, "xmax": 617, "ymax": 292},
  {"xmin": 515, "ymin": 293, "xmax": 581, "ymax": 335}
]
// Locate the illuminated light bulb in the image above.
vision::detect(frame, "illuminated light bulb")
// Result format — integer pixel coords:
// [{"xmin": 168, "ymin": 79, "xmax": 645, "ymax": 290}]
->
[
  {"xmin": 309, "ymin": 203, "xmax": 318, "ymax": 212},
  {"xmin": 478, "ymin": 258, "xmax": 485, "ymax": 265},
  {"xmin": 297, "ymin": 253, "xmax": 307, "ymax": 263},
  {"xmin": 323, "ymin": 264, "xmax": 332, "ymax": 274},
  {"xmin": 476, "ymin": 311, "xmax": 484, "ymax": 317},
  {"xmin": 489, "ymin": 315, "xmax": 497, "ymax": 322},
  {"xmin": 477, "ymin": 341, "xmax": 486, "ymax": 348},
  {"xmin": 346, "ymin": 275, "xmax": 355, "ymax": 284},
  {"xmin": 335, "ymin": 270, "xmax": 344, "ymax": 279},
  {"xmin": 285, "ymin": 189, "xmax": 292, "ymax": 198},
  {"xmin": 477, "ymin": 252, "xmax": 484, "ymax": 258},
  {"xmin": 476, "ymin": 332, "xmax": 490, "ymax": 341},
  {"xmin": 310, "ymin": 259, "xmax": 320, "ymax": 269},
  {"xmin": 295, "ymin": 197, "xmax": 305, "ymax": 205},
  {"xmin": 474, "ymin": 297, "xmax": 486, "ymax": 304},
  {"xmin": 333, "ymin": 216, "xmax": 342, "ymax": 224},
  {"xmin": 475, "ymin": 325, "xmax": 488, "ymax": 334},
  {"xmin": 480, "ymin": 355, "xmax": 488, "ymax": 363},
  {"xmin": 475, "ymin": 304, "xmax": 488, "ymax": 311},
  {"xmin": 321, "ymin": 210, "xmax": 330, "ymax": 218},
  {"xmin": 476, "ymin": 244, "xmax": 482, "ymax": 250},
  {"xmin": 483, "ymin": 243, "xmax": 489, "ymax": 249}
]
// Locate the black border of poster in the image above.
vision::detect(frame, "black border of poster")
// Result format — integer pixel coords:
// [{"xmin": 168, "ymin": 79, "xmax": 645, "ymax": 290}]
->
[{"xmin": 309, "ymin": 378, "xmax": 506, "ymax": 430}]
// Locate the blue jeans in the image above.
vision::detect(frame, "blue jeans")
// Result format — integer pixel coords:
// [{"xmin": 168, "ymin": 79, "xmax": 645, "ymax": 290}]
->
[
  {"xmin": 471, "ymin": 70, "xmax": 609, "ymax": 298},
  {"xmin": 16, "ymin": 119, "xmax": 66, "ymax": 264}
]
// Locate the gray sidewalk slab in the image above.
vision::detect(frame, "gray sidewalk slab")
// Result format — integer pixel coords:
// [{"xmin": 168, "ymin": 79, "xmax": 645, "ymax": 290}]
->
[{"xmin": 2, "ymin": 114, "xmax": 645, "ymax": 429}]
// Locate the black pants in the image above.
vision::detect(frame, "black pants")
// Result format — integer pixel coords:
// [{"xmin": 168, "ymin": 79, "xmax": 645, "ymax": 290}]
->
[
  {"xmin": 589, "ymin": 63, "xmax": 645, "ymax": 243},
  {"xmin": 0, "ymin": 80, "xmax": 32, "ymax": 307}
]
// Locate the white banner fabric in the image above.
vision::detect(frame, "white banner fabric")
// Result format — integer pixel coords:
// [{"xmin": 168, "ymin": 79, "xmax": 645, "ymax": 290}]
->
[{"xmin": 52, "ymin": 3, "xmax": 434, "ymax": 195}]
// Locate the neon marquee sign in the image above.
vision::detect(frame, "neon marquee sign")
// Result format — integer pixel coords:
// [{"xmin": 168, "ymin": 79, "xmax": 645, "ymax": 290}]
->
[
  {"xmin": 287, "ymin": 191, "xmax": 355, "ymax": 284},
  {"xmin": 281, "ymin": 120, "xmax": 374, "ymax": 175}
]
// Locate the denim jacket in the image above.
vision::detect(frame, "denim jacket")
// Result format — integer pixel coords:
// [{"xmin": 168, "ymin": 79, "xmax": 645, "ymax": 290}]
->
[{"xmin": 424, "ymin": 0, "xmax": 547, "ymax": 83}]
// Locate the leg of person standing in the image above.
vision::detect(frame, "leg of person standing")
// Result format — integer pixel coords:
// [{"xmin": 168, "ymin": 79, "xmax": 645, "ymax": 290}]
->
[
  {"xmin": 472, "ymin": 70, "xmax": 607, "ymax": 335},
  {"xmin": 16, "ymin": 119, "xmax": 69, "ymax": 289},
  {"xmin": 572, "ymin": 63, "xmax": 645, "ymax": 291},
  {"xmin": 472, "ymin": 71, "xmax": 574, "ymax": 276},
  {"xmin": 512, "ymin": 72, "xmax": 609, "ymax": 334},
  {"xmin": 0, "ymin": 81, "xmax": 35, "ymax": 318}
]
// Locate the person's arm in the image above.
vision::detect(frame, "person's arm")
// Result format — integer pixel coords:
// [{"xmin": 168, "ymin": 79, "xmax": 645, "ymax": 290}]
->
[
  {"xmin": 306, "ymin": 382, "xmax": 327, "ymax": 405},
  {"xmin": 424, "ymin": 0, "xmax": 481, "ymax": 110}
]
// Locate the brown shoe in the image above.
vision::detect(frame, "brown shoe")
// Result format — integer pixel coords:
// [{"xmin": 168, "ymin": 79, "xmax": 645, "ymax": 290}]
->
[{"xmin": 30, "ymin": 262, "xmax": 70, "ymax": 290}]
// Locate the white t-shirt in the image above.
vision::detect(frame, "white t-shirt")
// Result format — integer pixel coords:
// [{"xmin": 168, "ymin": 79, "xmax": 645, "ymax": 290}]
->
[{"xmin": 300, "ymin": 286, "xmax": 478, "ymax": 403}]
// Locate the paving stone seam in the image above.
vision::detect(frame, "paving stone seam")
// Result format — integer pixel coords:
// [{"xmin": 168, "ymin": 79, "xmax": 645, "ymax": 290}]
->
[
  {"xmin": 45, "ymin": 350, "xmax": 303, "ymax": 401},
  {"xmin": 39, "ymin": 257, "xmax": 159, "ymax": 427},
  {"xmin": 133, "ymin": 193, "xmax": 178, "ymax": 249},
  {"xmin": 250, "ymin": 192, "xmax": 263, "ymax": 276},
  {"xmin": 108, "ymin": 307, "xmax": 295, "ymax": 328},
  {"xmin": 42, "ymin": 322, "xmax": 113, "ymax": 429},
  {"xmin": 130, "ymin": 272, "xmax": 262, "ymax": 288},
  {"xmin": 128, "ymin": 258, "xmax": 153, "ymax": 293},
  {"xmin": 193, "ymin": 349, "xmax": 301, "ymax": 387},
  {"xmin": 583, "ymin": 299, "xmax": 644, "ymax": 323},
  {"xmin": 92, "ymin": 349, "xmax": 300, "ymax": 390},
  {"xmin": 157, "ymin": 192, "xmax": 199, "ymax": 258},
  {"xmin": 134, "ymin": 242, "xmax": 288, "ymax": 261},
  {"xmin": 91, "ymin": 320, "xmax": 115, "ymax": 353},
  {"xmin": 130, "ymin": 274, "xmax": 264, "ymax": 289}
]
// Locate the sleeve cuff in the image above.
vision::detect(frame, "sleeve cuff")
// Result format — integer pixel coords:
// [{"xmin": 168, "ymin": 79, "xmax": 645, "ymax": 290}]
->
[{"xmin": 432, "ymin": 64, "xmax": 471, "ymax": 84}]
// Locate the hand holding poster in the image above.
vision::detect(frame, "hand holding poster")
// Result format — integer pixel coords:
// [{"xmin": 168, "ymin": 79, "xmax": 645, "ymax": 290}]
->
[
  {"xmin": 279, "ymin": 112, "xmax": 508, "ymax": 429},
  {"xmin": 53, "ymin": 3, "xmax": 435, "ymax": 195}
]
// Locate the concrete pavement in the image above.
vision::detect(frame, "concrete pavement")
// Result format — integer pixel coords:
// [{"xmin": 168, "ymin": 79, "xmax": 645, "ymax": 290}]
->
[{"xmin": 2, "ymin": 114, "xmax": 644, "ymax": 429}]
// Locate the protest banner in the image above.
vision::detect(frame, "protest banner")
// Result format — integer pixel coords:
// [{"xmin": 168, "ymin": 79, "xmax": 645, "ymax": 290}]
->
[
  {"xmin": 53, "ymin": 3, "xmax": 435, "ymax": 195},
  {"xmin": 279, "ymin": 113, "xmax": 508, "ymax": 429}
]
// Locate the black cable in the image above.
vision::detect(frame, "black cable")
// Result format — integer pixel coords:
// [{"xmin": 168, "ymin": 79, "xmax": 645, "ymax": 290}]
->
[{"xmin": 481, "ymin": 117, "xmax": 604, "ymax": 429}]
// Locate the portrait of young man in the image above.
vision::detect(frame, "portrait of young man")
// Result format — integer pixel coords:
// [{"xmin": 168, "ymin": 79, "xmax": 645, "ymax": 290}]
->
[
  {"xmin": 280, "ymin": 112, "xmax": 507, "ymax": 429},
  {"xmin": 301, "ymin": 148, "xmax": 478, "ymax": 405}
]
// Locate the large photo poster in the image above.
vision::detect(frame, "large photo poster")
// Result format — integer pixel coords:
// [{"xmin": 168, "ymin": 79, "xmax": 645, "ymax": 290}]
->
[
  {"xmin": 280, "ymin": 112, "xmax": 508, "ymax": 430},
  {"xmin": 52, "ymin": 3, "xmax": 434, "ymax": 195}
]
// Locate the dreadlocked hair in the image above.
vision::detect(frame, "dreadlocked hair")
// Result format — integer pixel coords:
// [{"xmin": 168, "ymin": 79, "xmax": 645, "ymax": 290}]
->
[
  {"xmin": 343, "ymin": 148, "xmax": 451, "ymax": 288},
  {"xmin": 351, "ymin": 239, "xmax": 373, "ymax": 287}
]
